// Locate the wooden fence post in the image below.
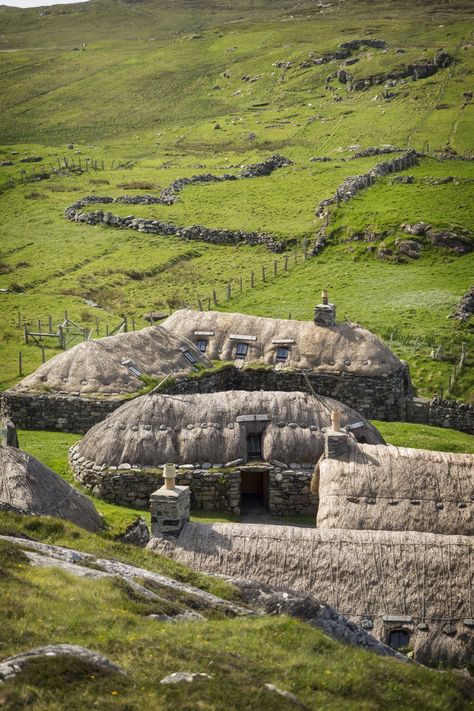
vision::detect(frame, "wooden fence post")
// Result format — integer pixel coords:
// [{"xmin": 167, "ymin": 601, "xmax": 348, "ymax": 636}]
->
[
  {"xmin": 18, "ymin": 351, "xmax": 23, "ymax": 376},
  {"xmin": 24, "ymin": 324, "xmax": 28, "ymax": 344},
  {"xmin": 250, "ymin": 271, "xmax": 255, "ymax": 288},
  {"xmin": 226, "ymin": 282, "xmax": 231, "ymax": 300},
  {"xmin": 197, "ymin": 296, "xmax": 203, "ymax": 311},
  {"xmin": 262, "ymin": 266, "xmax": 266, "ymax": 282},
  {"xmin": 131, "ymin": 317, "xmax": 136, "ymax": 331},
  {"xmin": 213, "ymin": 289, "xmax": 218, "ymax": 306},
  {"xmin": 48, "ymin": 314, "xmax": 53, "ymax": 333},
  {"xmin": 239, "ymin": 275, "xmax": 243, "ymax": 293},
  {"xmin": 274, "ymin": 260, "xmax": 278, "ymax": 275},
  {"xmin": 41, "ymin": 346, "xmax": 46, "ymax": 364},
  {"xmin": 207, "ymin": 296, "xmax": 211, "ymax": 311},
  {"xmin": 17, "ymin": 311, "xmax": 21, "ymax": 328},
  {"xmin": 284, "ymin": 255, "xmax": 289, "ymax": 271}
]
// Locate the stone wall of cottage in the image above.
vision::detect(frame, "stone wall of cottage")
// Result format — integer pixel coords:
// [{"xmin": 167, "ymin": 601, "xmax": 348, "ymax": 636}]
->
[{"xmin": 69, "ymin": 442, "xmax": 316, "ymax": 516}]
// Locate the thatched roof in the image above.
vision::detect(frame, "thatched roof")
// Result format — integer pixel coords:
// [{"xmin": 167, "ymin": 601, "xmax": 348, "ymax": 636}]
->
[
  {"xmin": 15, "ymin": 326, "xmax": 212, "ymax": 397},
  {"xmin": 162, "ymin": 309, "xmax": 404, "ymax": 376},
  {"xmin": 150, "ymin": 523, "xmax": 474, "ymax": 667},
  {"xmin": 316, "ymin": 440, "xmax": 474, "ymax": 536},
  {"xmin": 0, "ymin": 446, "xmax": 102, "ymax": 532},
  {"xmin": 72, "ymin": 390, "xmax": 383, "ymax": 469}
]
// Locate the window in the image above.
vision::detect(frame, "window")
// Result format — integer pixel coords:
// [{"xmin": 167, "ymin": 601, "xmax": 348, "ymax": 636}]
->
[
  {"xmin": 276, "ymin": 346, "xmax": 289, "ymax": 362},
  {"xmin": 196, "ymin": 339, "xmax": 208, "ymax": 353},
  {"xmin": 182, "ymin": 350, "xmax": 197, "ymax": 364},
  {"xmin": 235, "ymin": 342, "xmax": 248, "ymax": 358},
  {"xmin": 388, "ymin": 629, "xmax": 410, "ymax": 650},
  {"xmin": 247, "ymin": 434, "xmax": 262, "ymax": 459},
  {"xmin": 121, "ymin": 359, "xmax": 141, "ymax": 377}
]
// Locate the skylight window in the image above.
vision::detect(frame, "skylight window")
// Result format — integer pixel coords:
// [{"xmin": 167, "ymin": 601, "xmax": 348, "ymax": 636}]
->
[
  {"xmin": 276, "ymin": 347, "xmax": 289, "ymax": 362},
  {"xmin": 121, "ymin": 359, "xmax": 142, "ymax": 378},
  {"xmin": 196, "ymin": 339, "xmax": 208, "ymax": 353},
  {"xmin": 182, "ymin": 349, "xmax": 197, "ymax": 364}
]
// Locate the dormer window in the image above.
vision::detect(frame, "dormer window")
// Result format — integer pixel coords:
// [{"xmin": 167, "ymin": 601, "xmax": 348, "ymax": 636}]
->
[
  {"xmin": 276, "ymin": 347, "xmax": 289, "ymax": 362},
  {"xmin": 196, "ymin": 339, "xmax": 208, "ymax": 353},
  {"xmin": 235, "ymin": 343, "xmax": 248, "ymax": 359},
  {"xmin": 388, "ymin": 629, "xmax": 410, "ymax": 650}
]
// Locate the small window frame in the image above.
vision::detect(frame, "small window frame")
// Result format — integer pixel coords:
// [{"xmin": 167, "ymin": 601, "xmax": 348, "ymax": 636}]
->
[
  {"xmin": 196, "ymin": 339, "xmax": 208, "ymax": 353},
  {"xmin": 388, "ymin": 628, "xmax": 410, "ymax": 651},
  {"xmin": 235, "ymin": 342, "xmax": 248, "ymax": 359},
  {"xmin": 276, "ymin": 346, "xmax": 289, "ymax": 362}
]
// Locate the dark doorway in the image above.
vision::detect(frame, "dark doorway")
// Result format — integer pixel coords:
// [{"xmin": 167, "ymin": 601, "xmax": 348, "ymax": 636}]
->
[
  {"xmin": 247, "ymin": 433, "xmax": 262, "ymax": 459},
  {"xmin": 240, "ymin": 468, "xmax": 269, "ymax": 512}
]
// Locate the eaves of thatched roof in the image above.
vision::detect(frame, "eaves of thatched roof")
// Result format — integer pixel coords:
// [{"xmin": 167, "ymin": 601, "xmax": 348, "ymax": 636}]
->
[
  {"xmin": 316, "ymin": 440, "xmax": 474, "ymax": 535},
  {"xmin": 162, "ymin": 309, "xmax": 404, "ymax": 377},
  {"xmin": 14, "ymin": 326, "xmax": 212, "ymax": 397},
  {"xmin": 0, "ymin": 446, "xmax": 102, "ymax": 532},
  {"xmin": 73, "ymin": 390, "xmax": 383, "ymax": 468}
]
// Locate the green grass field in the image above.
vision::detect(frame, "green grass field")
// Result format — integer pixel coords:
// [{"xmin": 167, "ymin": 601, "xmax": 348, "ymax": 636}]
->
[
  {"xmin": 1, "ymin": 518, "xmax": 473, "ymax": 710},
  {"xmin": 0, "ymin": 0, "xmax": 473, "ymax": 398}
]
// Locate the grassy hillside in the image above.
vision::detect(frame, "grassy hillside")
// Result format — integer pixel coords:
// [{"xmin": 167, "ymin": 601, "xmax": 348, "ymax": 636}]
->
[
  {"xmin": 0, "ymin": 0, "xmax": 472, "ymax": 402},
  {"xmin": 0, "ymin": 515, "xmax": 473, "ymax": 710}
]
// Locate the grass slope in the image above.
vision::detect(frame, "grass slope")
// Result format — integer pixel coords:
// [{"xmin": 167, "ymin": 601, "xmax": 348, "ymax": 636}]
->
[
  {"xmin": 0, "ymin": 0, "xmax": 473, "ymax": 401},
  {"xmin": 0, "ymin": 518, "xmax": 473, "ymax": 710}
]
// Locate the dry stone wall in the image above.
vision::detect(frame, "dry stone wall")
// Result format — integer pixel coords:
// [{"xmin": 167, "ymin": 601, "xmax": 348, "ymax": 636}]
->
[
  {"xmin": 316, "ymin": 150, "xmax": 418, "ymax": 217},
  {"xmin": 64, "ymin": 154, "xmax": 294, "ymax": 253},
  {"xmin": 407, "ymin": 397, "xmax": 474, "ymax": 435},
  {"xmin": 69, "ymin": 440, "xmax": 315, "ymax": 515}
]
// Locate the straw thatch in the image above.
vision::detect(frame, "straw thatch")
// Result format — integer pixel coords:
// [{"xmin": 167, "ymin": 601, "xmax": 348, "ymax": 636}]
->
[
  {"xmin": 162, "ymin": 309, "xmax": 404, "ymax": 376},
  {"xmin": 72, "ymin": 390, "xmax": 384, "ymax": 468},
  {"xmin": 316, "ymin": 439, "xmax": 474, "ymax": 535},
  {"xmin": 0, "ymin": 446, "xmax": 102, "ymax": 532},
  {"xmin": 15, "ymin": 326, "xmax": 212, "ymax": 397},
  {"xmin": 150, "ymin": 522, "xmax": 474, "ymax": 667}
]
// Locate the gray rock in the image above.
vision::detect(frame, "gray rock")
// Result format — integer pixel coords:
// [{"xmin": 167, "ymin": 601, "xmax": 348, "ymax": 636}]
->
[{"xmin": 160, "ymin": 672, "xmax": 212, "ymax": 684}]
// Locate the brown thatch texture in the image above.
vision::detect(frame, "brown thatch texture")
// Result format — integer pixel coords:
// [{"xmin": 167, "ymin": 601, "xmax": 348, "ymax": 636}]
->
[
  {"xmin": 150, "ymin": 523, "xmax": 474, "ymax": 667},
  {"xmin": 73, "ymin": 390, "xmax": 383, "ymax": 468},
  {"xmin": 15, "ymin": 326, "xmax": 212, "ymax": 396},
  {"xmin": 162, "ymin": 309, "xmax": 404, "ymax": 376},
  {"xmin": 316, "ymin": 440, "xmax": 474, "ymax": 535},
  {"xmin": 0, "ymin": 446, "xmax": 102, "ymax": 532}
]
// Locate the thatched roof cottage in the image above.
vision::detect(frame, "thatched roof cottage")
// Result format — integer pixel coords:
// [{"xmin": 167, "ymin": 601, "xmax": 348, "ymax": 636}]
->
[
  {"xmin": 315, "ymin": 437, "xmax": 474, "ymax": 536},
  {"xmin": 14, "ymin": 325, "xmax": 211, "ymax": 397},
  {"xmin": 0, "ymin": 446, "xmax": 102, "ymax": 532},
  {"xmin": 161, "ymin": 301, "xmax": 413, "ymax": 420},
  {"xmin": 70, "ymin": 390, "xmax": 384, "ymax": 514},
  {"xmin": 150, "ymin": 522, "xmax": 474, "ymax": 668}
]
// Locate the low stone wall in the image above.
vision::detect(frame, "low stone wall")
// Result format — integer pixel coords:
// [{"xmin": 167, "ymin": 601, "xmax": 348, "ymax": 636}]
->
[
  {"xmin": 316, "ymin": 150, "xmax": 418, "ymax": 217},
  {"xmin": 0, "ymin": 391, "xmax": 123, "ymax": 434},
  {"xmin": 164, "ymin": 364, "xmax": 412, "ymax": 422},
  {"xmin": 407, "ymin": 396, "xmax": 474, "ymax": 435},
  {"xmin": 69, "ymin": 442, "xmax": 316, "ymax": 516}
]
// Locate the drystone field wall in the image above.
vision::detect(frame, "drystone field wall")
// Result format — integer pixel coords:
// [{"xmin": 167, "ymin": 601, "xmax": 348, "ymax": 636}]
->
[
  {"xmin": 316, "ymin": 150, "xmax": 418, "ymax": 217},
  {"xmin": 1, "ymin": 362, "xmax": 410, "ymax": 432},
  {"xmin": 3, "ymin": 368, "xmax": 472, "ymax": 435},
  {"xmin": 64, "ymin": 154, "xmax": 294, "ymax": 253},
  {"xmin": 162, "ymin": 365, "xmax": 413, "ymax": 422},
  {"xmin": 407, "ymin": 397, "xmax": 474, "ymax": 435},
  {"xmin": 0, "ymin": 391, "xmax": 122, "ymax": 433},
  {"xmin": 69, "ymin": 441, "xmax": 316, "ymax": 515}
]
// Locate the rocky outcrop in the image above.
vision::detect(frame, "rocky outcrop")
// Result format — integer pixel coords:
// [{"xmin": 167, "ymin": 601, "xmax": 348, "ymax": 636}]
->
[
  {"xmin": 118, "ymin": 517, "xmax": 150, "ymax": 546},
  {"xmin": 351, "ymin": 146, "xmax": 404, "ymax": 159},
  {"xmin": 0, "ymin": 645, "xmax": 125, "ymax": 682},
  {"xmin": 316, "ymin": 150, "xmax": 418, "ymax": 216},
  {"xmin": 300, "ymin": 39, "xmax": 387, "ymax": 68},
  {"xmin": 403, "ymin": 223, "xmax": 472, "ymax": 255},
  {"xmin": 350, "ymin": 51, "xmax": 455, "ymax": 91},
  {"xmin": 452, "ymin": 286, "xmax": 474, "ymax": 321}
]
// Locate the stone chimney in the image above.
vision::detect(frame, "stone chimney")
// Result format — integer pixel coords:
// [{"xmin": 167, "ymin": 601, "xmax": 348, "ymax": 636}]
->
[
  {"xmin": 314, "ymin": 289, "xmax": 336, "ymax": 327},
  {"xmin": 325, "ymin": 410, "xmax": 348, "ymax": 459},
  {"xmin": 150, "ymin": 463, "xmax": 190, "ymax": 538}
]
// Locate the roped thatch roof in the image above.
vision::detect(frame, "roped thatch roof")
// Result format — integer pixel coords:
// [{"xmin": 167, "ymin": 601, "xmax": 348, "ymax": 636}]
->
[
  {"xmin": 316, "ymin": 440, "xmax": 474, "ymax": 536},
  {"xmin": 0, "ymin": 446, "xmax": 102, "ymax": 532},
  {"xmin": 72, "ymin": 390, "xmax": 384, "ymax": 469},
  {"xmin": 150, "ymin": 523, "xmax": 474, "ymax": 667},
  {"xmin": 162, "ymin": 309, "xmax": 405, "ymax": 377},
  {"xmin": 14, "ymin": 326, "xmax": 212, "ymax": 397}
]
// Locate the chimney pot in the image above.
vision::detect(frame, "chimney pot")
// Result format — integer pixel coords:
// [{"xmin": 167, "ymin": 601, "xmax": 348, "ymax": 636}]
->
[
  {"xmin": 322, "ymin": 289, "xmax": 329, "ymax": 305},
  {"xmin": 163, "ymin": 462, "xmax": 177, "ymax": 490}
]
